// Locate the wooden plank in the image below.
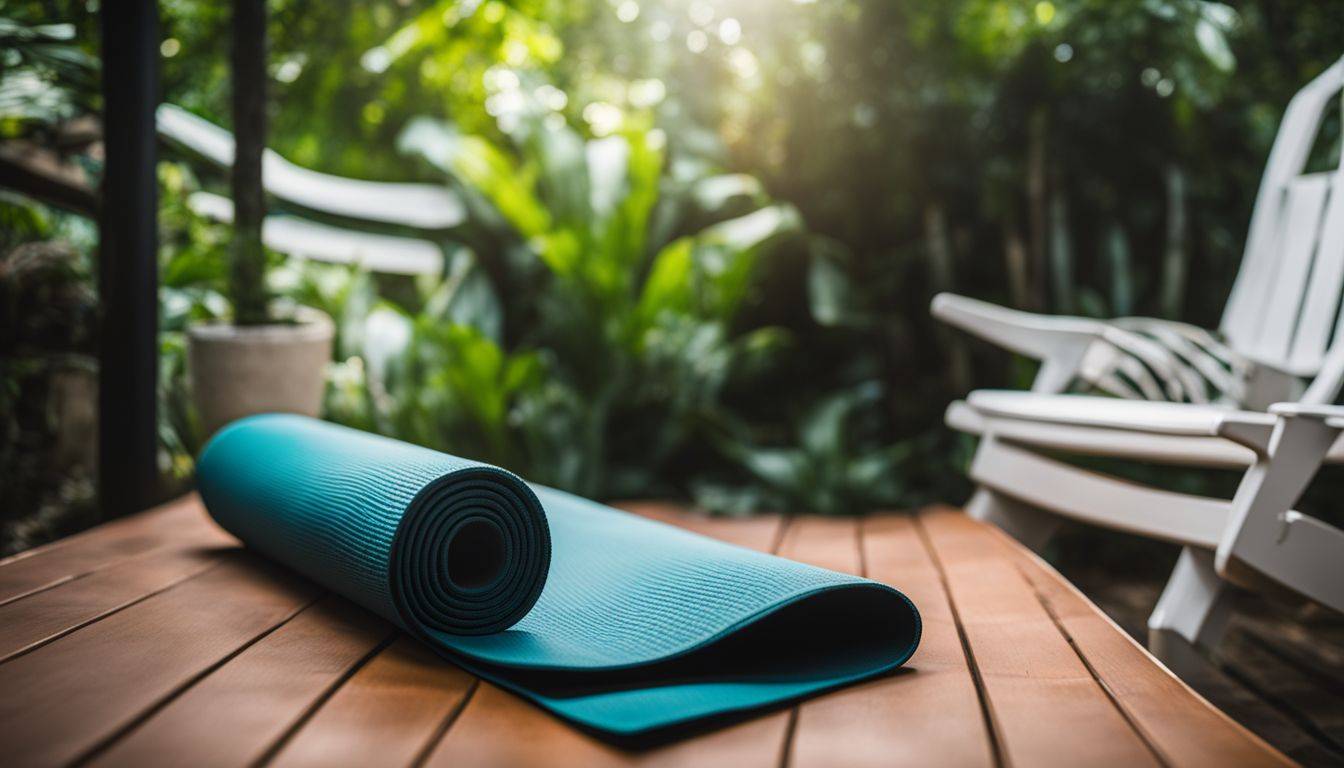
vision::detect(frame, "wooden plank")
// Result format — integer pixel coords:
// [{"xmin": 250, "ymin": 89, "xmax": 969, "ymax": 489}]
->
[
  {"xmin": 773, "ymin": 517, "xmax": 861, "ymax": 767},
  {"xmin": 789, "ymin": 514, "xmax": 995, "ymax": 768},
  {"xmin": 423, "ymin": 681, "xmax": 630, "ymax": 768},
  {"xmin": 0, "ymin": 554, "xmax": 319, "ymax": 768},
  {"xmin": 267, "ymin": 636, "xmax": 476, "ymax": 768},
  {"xmin": 0, "ymin": 496, "xmax": 222, "ymax": 604},
  {"xmin": 418, "ymin": 509, "xmax": 793, "ymax": 768},
  {"xmin": 775, "ymin": 515, "xmax": 860, "ymax": 574},
  {"xmin": 918, "ymin": 507, "xmax": 1161, "ymax": 767},
  {"xmin": 0, "ymin": 543, "xmax": 224, "ymax": 662},
  {"xmin": 1051, "ymin": 549, "xmax": 1330, "ymax": 763},
  {"xmin": 87, "ymin": 595, "xmax": 393, "ymax": 768},
  {"xmin": 614, "ymin": 501, "xmax": 785, "ymax": 552},
  {"xmin": 423, "ymin": 680, "xmax": 793, "ymax": 768},
  {"xmin": 998, "ymin": 524, "xmax": 1295, "ymax": 767},
  {"xmin": 3, "ymin": 497, "xmax": 1299, "ymax": 766}
]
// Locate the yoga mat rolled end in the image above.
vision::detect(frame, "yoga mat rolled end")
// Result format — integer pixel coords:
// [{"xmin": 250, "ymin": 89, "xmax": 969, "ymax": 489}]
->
[
  {"xmin": 197, "ymin": 413, "xmax": 550, "ymax": 636},
  {"xmin": 392, "ymin": 466, "xmax": 550, "ymax": 636}
]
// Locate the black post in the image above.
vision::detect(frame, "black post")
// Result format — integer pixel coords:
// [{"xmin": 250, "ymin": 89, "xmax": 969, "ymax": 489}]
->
[
  {"xmin": 98, "ymin": 0, "xmax": 160, "ymax": 516},
  {"xmin": 230, "ymin": 0, "xmax": 268, "ymax": 325}
]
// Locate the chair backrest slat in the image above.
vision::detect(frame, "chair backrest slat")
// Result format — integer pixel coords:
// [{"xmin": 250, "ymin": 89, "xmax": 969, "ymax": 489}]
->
[
  {"xmin": 1249, "ymin": 174, "xmax": 1333, "ymax": 362},
  {"xmin": 1289, "ymin": 174, "xmax": 1344, "ymax": 372},
  {"xmin": 1220, "ymin": 58, "xmax": 1344, "ymax": 376}
]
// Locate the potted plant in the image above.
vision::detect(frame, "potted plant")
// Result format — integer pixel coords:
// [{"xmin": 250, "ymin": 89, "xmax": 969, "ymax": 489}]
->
[{"xmin": 186, "ymin": 0, "xmax": 331, "ymax": 437}]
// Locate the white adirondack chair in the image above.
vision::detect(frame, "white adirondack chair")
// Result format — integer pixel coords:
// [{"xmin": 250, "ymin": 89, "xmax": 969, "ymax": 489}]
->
[
  {"xmin": 932, "ymin": 57, "xmax": 1344, "ymax": 661},
  {"xmin": 156, "ymin": 105, "xmax": 461, "ymax": 276}
]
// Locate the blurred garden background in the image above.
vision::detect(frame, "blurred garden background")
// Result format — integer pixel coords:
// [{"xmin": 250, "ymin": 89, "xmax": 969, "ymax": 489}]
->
[{"xmin": 1, "ymin": 0, "xmax": 1341, "ymax": 554}]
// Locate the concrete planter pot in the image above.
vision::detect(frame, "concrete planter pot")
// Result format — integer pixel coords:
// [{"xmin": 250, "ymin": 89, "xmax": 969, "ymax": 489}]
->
[{"xmin": 187, "ymin": 308, "xmax": 334, "ymax": 438}]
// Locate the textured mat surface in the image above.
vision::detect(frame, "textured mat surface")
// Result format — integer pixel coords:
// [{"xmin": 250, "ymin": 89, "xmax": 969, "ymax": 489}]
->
[{"xmin": 197, "ymin": 415, "xmax": 921, "ymax": 742}]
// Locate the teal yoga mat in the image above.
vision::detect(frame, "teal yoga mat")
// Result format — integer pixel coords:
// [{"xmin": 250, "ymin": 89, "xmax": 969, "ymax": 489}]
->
[{"xmin": 197, "ymin": 414, "xmax": 920, "ymax": 743}]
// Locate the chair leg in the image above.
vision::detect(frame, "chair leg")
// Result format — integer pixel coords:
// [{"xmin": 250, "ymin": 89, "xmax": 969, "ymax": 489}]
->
[
  {"xmin": 1148, "ymin": 547, "xmax": 1233, "ymax": 674},
  {"xmin": 965, "ymin": 487, "xmax": 1060, "ymax": 554}
]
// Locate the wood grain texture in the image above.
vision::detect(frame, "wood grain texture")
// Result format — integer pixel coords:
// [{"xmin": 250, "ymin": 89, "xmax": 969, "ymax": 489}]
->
[
  {"xmin": 789, "ymin": 513, "xmax": 995, "ymax": 768},
  {"xmin": 0, "ymin": 553, "xmax": 318, "ymax": 768},
  {"xmin": 0, "ymin": 496, "xmax": 1298, "ymax": 767},
  {"xmin": 0, "ymin": 496, "xmax": 222, "ymax": 604},
  {"xmin": 88, "ymin": 595, "xmax": 393, "ymax": 768},
  {"xmin": 918, "ymin": 507, "xmax": 1162, "ymax": 767},
  {"xmin": 421, "ymin": 671, "xmax": 792, "ymax": 768},
  {"xmin": 267, "ymin": 636, "xmax": 476, "ymax": 768},
  {"xmin": 417, "ymin": 507, "xmax": 794, "ymax": 768},
  {"xmin": 775, "ymin": 516, "xmax": 860, "ymax": 574},
  {"xmin": 994, "ymin": 521, "xmax": 1294, "ymax": 767},
  {"xmin": 0, "ymin": 542, "xmax": 225, "ymax": 662},
  {"xmin": 613, "ymin": 501, "xmax": 785, "ymax": 552}
]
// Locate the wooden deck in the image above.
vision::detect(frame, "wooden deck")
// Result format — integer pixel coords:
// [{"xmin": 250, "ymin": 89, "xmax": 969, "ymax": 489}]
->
[{"xmin": 0, "ymin": 495, "xmax": 1293, "ymax": 767}]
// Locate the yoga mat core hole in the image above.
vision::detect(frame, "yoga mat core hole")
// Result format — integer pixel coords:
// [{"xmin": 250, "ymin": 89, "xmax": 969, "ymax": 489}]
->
[{"xmin": 447, "ymin": 519, "xmax": 505, "ymax": 590}]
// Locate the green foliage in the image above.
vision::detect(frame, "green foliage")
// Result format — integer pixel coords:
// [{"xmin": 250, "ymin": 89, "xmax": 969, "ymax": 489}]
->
[
  {"xmin": 3, "ymin": 0, "xmax": 1344, "ymax": 537},
  {"xmin": 328, "ymin": 106, "xmax": 824, "ymax": 502},
  {"xmin": 0, "ymin": 16, "xmax": 97, "ymax": 136},
  {"xmin": 705, "ymin": 381, "xmax": 911, "ymax": 516}
]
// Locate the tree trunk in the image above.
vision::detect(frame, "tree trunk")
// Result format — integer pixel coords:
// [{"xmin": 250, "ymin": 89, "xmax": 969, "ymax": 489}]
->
[
  {"xmin": 1106, "ymin": 222, "xmax": 1134, "ymax": 316},
  {"xmin": 230, "ymin": 0, "xmax": 268, "ymax": 325},
  {"xmin": 1161, "ymin": 164, "xmax": 1188, "ymax": 319},
  {"xmin": 1004, "ymin": 224, "xmax": 1029, "ymax": 309},
  {"xmin": 1048, "ymin": 178, "xmax": 1074, "ymax": 315},
  {"xmin": 1025, "ymin": 108, "xmax": 1048, "ymax": 312},
  {"xmin": 925, "ymin": 202, "xmax": 970, "ymax": 392}
]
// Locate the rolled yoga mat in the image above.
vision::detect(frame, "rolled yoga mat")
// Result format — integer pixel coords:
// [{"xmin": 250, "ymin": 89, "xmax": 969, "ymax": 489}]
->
[{"xmin": 197, "ymin": 414, "xmax": 921, "ymax": 744}]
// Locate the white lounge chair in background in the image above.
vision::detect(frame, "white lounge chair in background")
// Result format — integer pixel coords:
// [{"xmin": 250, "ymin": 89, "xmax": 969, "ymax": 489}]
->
[
  {"xmin": 186, "ymin": 192, "xmax": 444, "ymax": 276},
  {"xmin": 156, "ymin": 104, "xmax": 463, "ymax": 276},
  {"xmin": 932, "ymin": 56, "xmax": 1344, "ymax": 663}
]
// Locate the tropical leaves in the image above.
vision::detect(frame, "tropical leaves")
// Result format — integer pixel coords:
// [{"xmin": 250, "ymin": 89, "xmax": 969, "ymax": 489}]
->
[
  {"xmin": 0, "ymin": 18, "xmax": 97, "ymax": 131},
  {"xmin": 389, "ymin": 106, "xmax": 828, "ymax": 501}
]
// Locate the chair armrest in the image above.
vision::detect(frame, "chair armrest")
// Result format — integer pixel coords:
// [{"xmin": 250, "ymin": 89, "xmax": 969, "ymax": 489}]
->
[
  {"xmin": 931, "ymin": 293, "xmax": 1105, "ymax": 392},
  {"xmin": 1268, "ymin": 402, "xmax": 1344, "ymax": 429},
  {"xmin": 931, "ymin": 293, "xmax": 1103, "ymax": 359},
  {"xmin": 1214, "ymin": 412, "xmax": 1282, "ymax": 455}
]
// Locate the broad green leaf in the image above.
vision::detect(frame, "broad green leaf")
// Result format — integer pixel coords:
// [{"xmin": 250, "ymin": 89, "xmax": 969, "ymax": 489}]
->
[
  {"xmin": 808, "ymin": 238, "xmax": 875, "ymax": 328},
  {"xmin": 424, "ymin": 248, "xmax": 504, "ymax": 343},
  {"xmin": 636, "ymin": 237, "xmax": 694, "ymax": 326},
  {"xmin": 585, "ymin": 135, "xmax": 629, "ymax": 222},
  {"xmin": 611, "ymin": 125, "xmax": 663, "ymax": 261},
  {"xmin": 399, "ymin": 117, "xmax": 550, "ymax": 237},
  {"xmin": 799, "ymin": 381, "xmax": 881, "ymax": 455},
  {"xmin": 693, "ymin": 204, "xmax": 801, "ymax": 319},
  {"xmin": 701, "ymin": 204, "xmax": 801, "ymax": 252},
  {"xmin": 530, "ymin": 121, "xmax": 589, "ymax": 229},
  {"xmin": 691, "ymin": 174, "xmax": 763, "ymax": 213},
  {"xmin": 1194, "ymin": 17, "xmax": 1235, "ymax": 73},
  {"xmin": 534, "ymin": 229, "xmax": 583, "ymax": 278},
  {"xmin": 732, "ymin": 446, "xmax": 808, "ymax": 488}
]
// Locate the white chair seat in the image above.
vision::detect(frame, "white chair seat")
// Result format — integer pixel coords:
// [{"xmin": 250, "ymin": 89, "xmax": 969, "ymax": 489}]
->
[
  {"xmin": 965, "ymin": 390, "xmax": 1267, "ymax": 436},
  {"xmin": 947, "ymin": 399, "xmax": 1256, "ymax": 468},
  {"xmin": 954, "ymin": 392, "xmax": 1344, "ymax": 467}
]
